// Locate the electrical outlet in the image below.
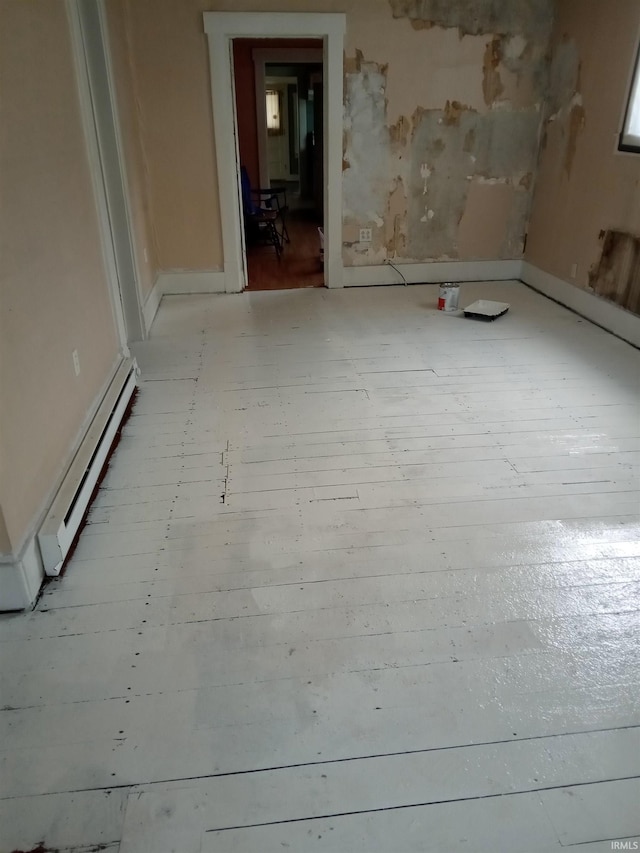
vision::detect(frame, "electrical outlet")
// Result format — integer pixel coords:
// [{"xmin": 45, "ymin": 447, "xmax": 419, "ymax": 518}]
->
[
  {"xmin": 72, "ymin": 349, "xmax": 81, "ymax": 377},
  {"xmin": 570, "ymin": 262, "xmax": 577, "ymax": 279},
  {"xmin": 359, "ymin": 228, "xmax": 372, "ymax": 243}
]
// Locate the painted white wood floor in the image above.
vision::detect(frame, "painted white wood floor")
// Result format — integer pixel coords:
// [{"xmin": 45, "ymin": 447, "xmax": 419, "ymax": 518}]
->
[{"xmin": 1, "ymin": 281, "xmax": 639, "ymax": 853}]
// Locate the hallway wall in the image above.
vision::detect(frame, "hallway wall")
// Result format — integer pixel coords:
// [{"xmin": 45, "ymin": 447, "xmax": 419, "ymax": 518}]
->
[
  {"xmin": 525, "ymin": 0, "xmax": 640, "ymax": 311},
  {"xmin": 106, "ymin": 0, "xmax": 556, "ymax": 272},
  {"xmin": 105, "ymin": 0, "xmax": 160, "ymax": 302},
  {"xmin": 0, "ymin": 1, "xmax": 120, "ymax": 556}
]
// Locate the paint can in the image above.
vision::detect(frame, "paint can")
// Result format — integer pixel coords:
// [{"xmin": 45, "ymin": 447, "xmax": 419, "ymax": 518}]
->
[{"xmin": 438, "ymin": 283, "xmax": 460, "ymax": 312}]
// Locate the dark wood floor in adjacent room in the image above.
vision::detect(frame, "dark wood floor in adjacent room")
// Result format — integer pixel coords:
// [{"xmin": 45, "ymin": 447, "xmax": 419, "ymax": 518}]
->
[{"xmin": 246, "ymin": 208, "xmax": 324, "ymax": 291}]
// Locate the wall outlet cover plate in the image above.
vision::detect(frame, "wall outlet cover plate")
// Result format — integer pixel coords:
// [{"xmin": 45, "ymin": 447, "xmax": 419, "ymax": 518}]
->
[{"xmin": 463, "ymin": 299, "xmax": 510, "ymax": 321}]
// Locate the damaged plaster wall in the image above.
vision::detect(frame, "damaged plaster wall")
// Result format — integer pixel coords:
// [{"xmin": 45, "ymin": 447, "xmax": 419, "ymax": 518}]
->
[
  {"xmin": 108, "ymin": 0, "xmax": 556, "ymax": 274},
  {"xmin": 343, "ymin": 0, "xmax": 554, "ymax": 265},
  {"xmin": 525, "ymin": 0, "xmax": 640, "ymax": 312}
]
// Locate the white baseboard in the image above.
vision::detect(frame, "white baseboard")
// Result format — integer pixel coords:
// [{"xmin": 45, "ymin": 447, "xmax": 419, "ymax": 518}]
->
[
  {"xmin": 157, "ymin": 270, "xmax": 227, "ymax": 295},
  {"xmin": 521, "ymin": 261, "xmax": 640, "ymax": 348},
  {"xmin": 0, "ymin": 355, "xmax": 133, "ymax": 612},
  {"xmin": 142, "ymin": 271, "xmax": 228, "ymax": 334},
  {"xmin": 0, "ymin": 537, "xmax": 43, "ymax": 611},
  {"xmin": 142, "ymin": 278, "xmax": 163, "ymax": 334},
  {"xmin": 343, "ymin": 259, "xmax": 523, "ymax": 287}
]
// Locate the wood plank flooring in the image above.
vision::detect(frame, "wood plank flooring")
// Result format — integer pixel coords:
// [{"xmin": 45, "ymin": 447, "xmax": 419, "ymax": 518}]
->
[
  {"xmin": 1, "ymin": 281, "xmax": 639, "ymax": 852},
  {"xmin": 246, "ymin": 209, "xmax": 324, "ymax": 290}
]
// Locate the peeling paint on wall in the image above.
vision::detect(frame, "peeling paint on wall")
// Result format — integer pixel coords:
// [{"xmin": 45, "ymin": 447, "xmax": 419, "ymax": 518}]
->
[
  {"xmin": 407, "ymin": 105, "xmax": 539, "ymax": 258},
  {"xmin": 343, "ymin": 1, "xmax": 554, "ymax": 266},
  {"xmin": 547, "ymin": 37, "xmax": 580, "ymax": 117},
  {"xmin": 343, "ymin": 54, "xmax": 390, "ymax": 261},
  {"xmin": 543, "ymin": 36, "xmax": 585, "ymax": 177},
  {"xmin": 343, "ymin": 46, "xmax": 543, "ymax": 263},
  {"xmin": 389, "ymin": 0, "xmax": 554, "ymax": 40},
  {"xmin": 482, "ymin": 36, "xmax": 504, "ymax": 105},
  {"xmin": 589, "ymin": 230, "xmax": 640, "ymax": 315}
]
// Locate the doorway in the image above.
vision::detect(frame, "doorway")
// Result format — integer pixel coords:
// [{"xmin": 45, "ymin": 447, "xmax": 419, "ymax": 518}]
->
[
  {"xmin": 234, "ymin": 41, "xmax": 324, "ymax": 290},
  {"xmin": 203, "ymin": 12, "xmax": 346, "ymax": 293}
]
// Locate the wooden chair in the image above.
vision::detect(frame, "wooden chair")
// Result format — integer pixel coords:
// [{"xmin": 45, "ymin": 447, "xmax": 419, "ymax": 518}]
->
[{"xmin": 240, "ymin": 167, "xmax": 289, "ymax": 259}]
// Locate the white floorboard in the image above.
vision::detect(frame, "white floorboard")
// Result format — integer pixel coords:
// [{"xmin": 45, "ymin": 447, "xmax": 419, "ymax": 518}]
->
[{"xmin": 1, "ymin": 281, "xmax": 639, "ymax": 852}]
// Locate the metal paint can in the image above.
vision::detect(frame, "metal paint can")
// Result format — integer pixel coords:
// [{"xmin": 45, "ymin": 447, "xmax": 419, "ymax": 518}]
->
[{"xmin": 438, "ymin": 283, "xmax": 460, "ymax": 312}]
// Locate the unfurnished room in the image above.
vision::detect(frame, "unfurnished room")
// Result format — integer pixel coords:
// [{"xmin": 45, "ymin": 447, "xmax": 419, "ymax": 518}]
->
[{"xmin": 1, "ymin": 1, "xmax": 639, "ymax": 851}]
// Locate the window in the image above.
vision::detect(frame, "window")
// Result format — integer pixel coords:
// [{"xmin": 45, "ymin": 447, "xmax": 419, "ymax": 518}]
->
[
  {"xmin": 265, "ymin": 89, "xmax": 282, "ymax": 134},
  {"xmin": 620, "ymin": 44, "xmax": 640, "ymax": 152}
]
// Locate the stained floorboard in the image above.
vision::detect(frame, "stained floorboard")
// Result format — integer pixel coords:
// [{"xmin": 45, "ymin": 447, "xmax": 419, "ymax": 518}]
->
[{"xmin": 0, "ymin": 281, "xmax": 639, "ymax": 852}]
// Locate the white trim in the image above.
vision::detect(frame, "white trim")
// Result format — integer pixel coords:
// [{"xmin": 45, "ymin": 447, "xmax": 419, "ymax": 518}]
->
[
  {"xmin": 97, "ymin": 0, "xmax": 147, "ymax": 337},
  {"xmin": 344, "ymin": 260, "xmax": 523, "ymax": 287},
  {"xmin": 0, "ymin": 355, "xmax": 132, "ymax": 611},
  {"xmin": 142, "ymin": 277, "xmax": 164, "ymax": 331},
  {"xmin": 203, "ymin": 12, "xmax": 345, "ymax": 292},
  {"xmin": 253, "ymin": 48, "xmax": 323, "ymax": 187},
  {"xmin": 67, "ymin": 0, "xmax": 129, "ymax": 354},
  {"xmin": 39, "ymin": 360, "xmax": 138, "ymax": 577},
  {"xmin": 521, "ymin": 261, "xmax": 640, "ymax": 347},
  {"xmin": 142, "ymin": 272, "xmax": 228, "ymax": 331},
  {"xmin": 0, "ymin": 538, "xmax": 44, "ymax": 612},
  {"xmin": 157, "ymin": 271, "xmax": 227, "ymax": 295}
]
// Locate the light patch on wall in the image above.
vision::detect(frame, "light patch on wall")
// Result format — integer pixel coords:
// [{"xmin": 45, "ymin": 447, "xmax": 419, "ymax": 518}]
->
[
  {"xmin": 457, "ymin": 181, "xmax": 515, "ymax": 258},
  {"xmin": 386, "ymin": 178, "xmax": 409, "ymax": 256},
  {"xmin": 565, "ymin": 94, "xmax": 586, "ymax": 177},
  {"xmin": 343, "ymin": 55, "xmax": 389, "ymax": 226}
]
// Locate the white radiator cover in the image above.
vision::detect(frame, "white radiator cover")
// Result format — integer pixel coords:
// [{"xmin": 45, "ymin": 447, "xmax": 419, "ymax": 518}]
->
[{"xmin": 38, "ymin": 358, "xmax": 138, "ymax": 577}]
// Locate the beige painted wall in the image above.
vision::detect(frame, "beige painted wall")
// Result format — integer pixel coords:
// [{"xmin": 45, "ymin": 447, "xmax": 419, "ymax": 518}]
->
[
  {"xmin": 526, "ymin": 0, "xmax": 640, "ymax": 289},
  {"xmin": 105, "ymin": 0, "xmax": 159, "ymax": 300},
  {"xmin": 0, "ymin": 509, "xmax": 10, "ymax": 555},
  {"xmin": 107, "ymin": 0, "xmax": 223, "ymax": 272},
  {"xmin": 0, "ymin": 1, "xmax": 120, "ymax": 553},
  {"xmin": 108, "ymin": 0, "xmax": 553, "ymax": 271}
]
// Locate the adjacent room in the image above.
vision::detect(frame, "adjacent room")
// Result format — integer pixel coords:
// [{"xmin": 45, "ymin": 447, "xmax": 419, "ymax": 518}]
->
[{"xmin": 1, "ymin": 1, "xmax": 639, "ymax": 851}]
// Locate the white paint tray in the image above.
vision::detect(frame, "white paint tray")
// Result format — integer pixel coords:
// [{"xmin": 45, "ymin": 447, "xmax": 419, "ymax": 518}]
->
[{"xmin": 463, "ymin": 299, "xmax": 510, "ymax": 321}]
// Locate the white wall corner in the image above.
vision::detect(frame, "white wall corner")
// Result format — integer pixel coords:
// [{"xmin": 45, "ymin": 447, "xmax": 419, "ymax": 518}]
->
[
  {"xmin": 157, "ymin": 270, "xmax": 227, "ymax": 295},
  {"xmin": 142, "ymin": 275, "xmax": 164, "ymax": 334},
  {"xmin": 0, "ymin": 536, "xmax": 44, "ymax": 611},
  {"xmin": 343, "ymin": 259, "xmax": 523, "ymax": 287},
  {"xmin": 521, "ymin": 261, "xmax": 640, "ymax": 348}
]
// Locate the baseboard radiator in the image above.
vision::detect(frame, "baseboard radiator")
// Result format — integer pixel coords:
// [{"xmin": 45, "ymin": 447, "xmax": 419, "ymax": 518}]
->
[{"xmin": 38, "ymin": 358, "xmax": 138, "ymax": 577}]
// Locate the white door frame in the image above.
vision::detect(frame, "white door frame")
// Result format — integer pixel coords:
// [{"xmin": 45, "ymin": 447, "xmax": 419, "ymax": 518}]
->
[
  {"xmin": 253, "ymin": 47, "xmax": 323, "ymax": 188},
  {"xmin": 67, "ymin": 0, "xmax": 145, "ymax": 344},
  {"xmin": 203, "ymin": 12, "xmax": 345, "ymax": 292},
  {"xmin": 67, "ymin": 0, "xmax": 128, "ymax": 352}
]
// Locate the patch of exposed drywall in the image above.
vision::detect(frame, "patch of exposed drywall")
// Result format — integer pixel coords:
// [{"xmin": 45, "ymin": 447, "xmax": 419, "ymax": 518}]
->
[
  {"xmin": 343, "ymin": 53, "xmax": 391, "ymax": 262},
  {"xmin": 389, "ymin": 0, "xmax": 554, "ymax": 40},
  {"xmin": 589, "ymin": 230, "xmax": 640, "ymax": 315},
  {"xmin": 407, "ymin": 104, "xmax": 539, "ymax": 258},
  {"xmin": 482, "ymin": 36, "xmax": 504, "ymax": 105},
  {"xmin": 343, "ymin": 2, "xmax": 552, "ymax": 265},
  {"xmin": 343, "ymin": 46, "xmax": 542, "ymax": 263},
  {"xmin": 543, "ymin": 37, "xmax": 584, "ymax": 177}
]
